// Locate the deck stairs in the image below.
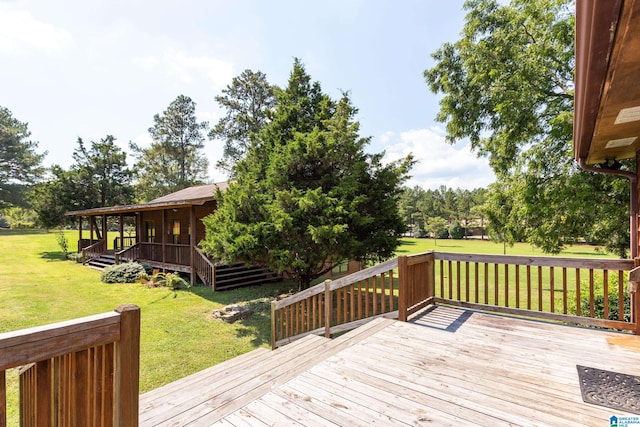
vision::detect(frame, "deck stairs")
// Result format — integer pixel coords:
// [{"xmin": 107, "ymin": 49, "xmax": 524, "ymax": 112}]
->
[
  {"xmin": 84, "ymin": 251, "xmax": 279, "ymax": 289},
  {"xmin": 138, "ymin": 316, "xmax": 393, "ymax": 426},
  {"xmin": 86, "ymin": 253, "xmax": 117, "ymax": 270},
  {"xmin": 213, "ymin": 263, "xmax": 280, "ymax": 290}
]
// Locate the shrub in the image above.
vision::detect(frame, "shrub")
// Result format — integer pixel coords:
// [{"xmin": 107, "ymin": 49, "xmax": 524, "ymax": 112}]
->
[
  {"xmin": 55, "ymin": 228, "xmax": 69, "ymax": 256},
  {"xmin": 448, "ymin": 222, "xmax": 465, "ymax": 239},
  {"xmin": 101, "ymin": 262, "xmax": 146, "ymax": 284},
  {"xmin": 67, "ymin": 252, "xmax": 83, "ymax": 263},
  {"xmin": 140, "ymin": 270, "xmax": 190, "ymax": 290},
  {"xmin": 567, "ymin": 272, "xmax": 630, "ymax": 322}
]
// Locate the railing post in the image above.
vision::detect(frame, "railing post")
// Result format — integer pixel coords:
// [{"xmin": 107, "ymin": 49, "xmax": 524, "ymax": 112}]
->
[
  {"xmin": 113, "ymin": 304, "xmax": 140, "ymax": 427},
  {"xmin": 427, "ymin": 252, "xmax": 435, "ymax": 301},
  {"xmin": 324, "ymin": 280, "xmax": 332, "ymax": 338},
  {"xmin": 1, "ymin": 370, "xmax": 5, "ymax": 427},
  {"xmin": 398, "ymin": 255, "xmax": 408, "ymax": 322},
  {"xmin": 271, "ymin": 301, "xmax": 277, "ymax": 350}
]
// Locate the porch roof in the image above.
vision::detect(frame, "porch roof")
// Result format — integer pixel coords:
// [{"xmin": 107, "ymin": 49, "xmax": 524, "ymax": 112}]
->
[
  {"xmin": 65, "ymin": 182, "xmax": 228, "ymax": 217},
  {"xmin": 574, "ymin": 0, "xmax": 640, "ymax": 164}
]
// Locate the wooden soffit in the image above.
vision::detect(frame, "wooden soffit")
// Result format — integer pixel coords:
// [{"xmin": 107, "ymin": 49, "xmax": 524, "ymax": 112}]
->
[{"xmin": 574, "ymin": 0, "xmax": 640, "ymax": 164}]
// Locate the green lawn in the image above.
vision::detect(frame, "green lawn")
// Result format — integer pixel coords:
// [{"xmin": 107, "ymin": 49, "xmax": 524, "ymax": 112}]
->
[
  {"xmin": 0, "ymin": 230, "xmax": 617, "ymax": 422},
  {"xmin": 0, "ymin": 229, "xmax": 295, "ymax": 423}
]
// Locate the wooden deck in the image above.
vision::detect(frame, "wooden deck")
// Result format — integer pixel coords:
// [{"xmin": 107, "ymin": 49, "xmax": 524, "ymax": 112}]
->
[{"xmin": 140, "ymin": 305, "xmax": 640, "ymax": 426}]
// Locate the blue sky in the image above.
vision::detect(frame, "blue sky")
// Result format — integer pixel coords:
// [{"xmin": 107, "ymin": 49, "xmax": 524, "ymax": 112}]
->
[{"xmin": 0, "ymin": 0, "xmax": 495, "ymax": 190}]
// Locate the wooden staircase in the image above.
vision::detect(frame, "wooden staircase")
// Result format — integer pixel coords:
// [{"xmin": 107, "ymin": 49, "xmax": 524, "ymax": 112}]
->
[
  {"xmin": 139, "ymin": 317, "xmax": 393, "ymax": 426},
  {"xmin": 86, "ymin": 253, "xmax": 117, "ymax": 270},
  {"xmin": 213, "ymin": 263, "xmax": 280, "ymax": 290}
]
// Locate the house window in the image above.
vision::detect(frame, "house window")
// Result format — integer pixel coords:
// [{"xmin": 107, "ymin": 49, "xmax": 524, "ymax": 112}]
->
[
  {"xmin": 172, "ymin": 219, "xmax": 181, "ymax": 244},
  {"xmin": 332, "ymin": 261, "xmax": 349, "ymax": 274},
  {"xmin": 145, "ymin": 221, "xmax": 155, "ymax": 243}
]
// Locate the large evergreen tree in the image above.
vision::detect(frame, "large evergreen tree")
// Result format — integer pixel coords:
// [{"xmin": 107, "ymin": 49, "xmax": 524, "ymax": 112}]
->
[
  {"xmin": 202, "ymin": 60, "xmax": 414, "ymax": 290},
  {"xmin": 131, "ymin": 95, "xmax": 209, "ymax": 201},
  {"xmin": 425, "ymin": 0, "xmax": 630, "ymax": 256},
  {"xmin": 0, "ymin": 106, "xmax": 46, "ymax": 208},
  {"xmin": 209, "ymin": 70, "xmax": 276, "ymax": 176}
]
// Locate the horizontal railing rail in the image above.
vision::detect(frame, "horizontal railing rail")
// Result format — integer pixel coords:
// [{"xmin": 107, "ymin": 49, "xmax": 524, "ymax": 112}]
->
[
  {"xmin": 432, "ymin": 252, "xmax": 636, "ymax": 331},
  {"xmin": 81, "ymin": 239, "xmax": 106, "ymax": 264},
  {"xmin": 271, "ymin": 258, "xmax": 399, "ymax": 349},
  {"xmin": 0, "ymin": 305, "xmax": 140, "ymax": 426},
  {"xmin": 115, "ymin": 243, "xmax": 140, "ymax": 265}
]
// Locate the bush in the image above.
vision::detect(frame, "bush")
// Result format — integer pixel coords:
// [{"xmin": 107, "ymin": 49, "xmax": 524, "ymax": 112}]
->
[
  {"xmin": 101, "ymin": 262, "xmax": 146, "ymax": 284},
  {"xmin": 448, "ymin": 222, "xmax": 465, "ymax": 239},
  {"xmin": 567, "ymin": 272, "xmax": 630, "ymax": 322},
  {"xmin": 140, "ymin": 270, "xmax": 191, "ymax": 290},
  {"xmin": 67, "ymin": 252, "xmax": 83, "ymax": 263}
]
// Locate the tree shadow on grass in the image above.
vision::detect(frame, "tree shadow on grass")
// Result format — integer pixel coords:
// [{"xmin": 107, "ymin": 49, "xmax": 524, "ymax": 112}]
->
[{"xmin": 39, "ymin": 251, "xmax": 67, "ymax": 262}]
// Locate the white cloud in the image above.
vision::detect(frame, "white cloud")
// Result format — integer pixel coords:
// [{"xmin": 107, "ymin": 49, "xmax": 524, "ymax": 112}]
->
[
  {"xmin": 0, "ymin": 7, "xmax": 72, "ymax": 53},
  {"xmin": 163, "ymin": 48, "xmax": 234, "ymax": 90},
  {"xmin": 382, "ymin": 127, "xmax": 495, "ymax": 190}
]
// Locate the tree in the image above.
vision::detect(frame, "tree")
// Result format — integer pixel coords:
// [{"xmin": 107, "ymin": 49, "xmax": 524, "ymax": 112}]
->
[
  {"xmin": 202, "ymin": 60, "xmax": 414, "ymax": 290},
  {"xmin": 209, "ymin": 70, "xmax": 276, "ymax": 176},
  {"xmin": 425, "ymin": 0, "xmax": 630, "ymax": 256},
  {"xmin": 0, "ymin": 106, "xmax": 46, "ymax": 207},
  {"xmin": 30, "ymin": 136, "xmax": 133, "ymax": 228},
  {"xmin": 425, "ymin": 216, "xmax": 448, "ymax": 245},
  {"xmin": 131, "ymin": 95, "xmax": 209, "ymax": 201}
]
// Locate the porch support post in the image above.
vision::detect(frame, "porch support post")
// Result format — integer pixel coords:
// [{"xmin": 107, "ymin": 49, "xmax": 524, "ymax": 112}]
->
[
  {"xmin": 190, "ymin": 205, "xmax": 196, "ymax": 286},
  {"xmin": 102, "ymin": 215, "xmax": 107, "ymax": 248},
  {"xmin": 90, "ymin": 216, "xmax": 94, "ymax": 244},
  {"xmin": 119, "ymin": 213, "xmax": 124, "ymax": 250},
  {"xmin": 78, "ymin": 216, "xmax": 83, "ymax": 252},
  {"xmin": 162, "ymin": 209, "xmax": 166, "ymax": 269}
]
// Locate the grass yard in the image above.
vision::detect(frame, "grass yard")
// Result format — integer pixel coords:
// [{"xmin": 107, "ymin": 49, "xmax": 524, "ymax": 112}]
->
[
  {"xmin": 0, "ymin": 229, "xmax": 296, "ymax": 423},
  {"xmin": 0, "ymin": 230, "xmax": 617, "ymax": 422}
]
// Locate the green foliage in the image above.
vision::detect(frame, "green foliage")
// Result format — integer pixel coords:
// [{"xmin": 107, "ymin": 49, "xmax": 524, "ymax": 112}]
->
[
  {"xmin": 2, "ymin": 207, "xmax": 39, "ymax": 229},
  {"xmin": 210, "ymin": 70, "xmax": 276, "ymax": 176},
  {"xmin": 397, "ymin": 185, "xmax": 486, "ymax": 239},
  {"xmin": 55, "ymin": 227, "xmax": 69, "ymax": 256},
  {"xmin": 140, "ymin": 271, "xmax": 191, "ymax": 290},
  {"xmin": 30, "ymin": 136, "xmax": 133, "ymax": 228},
  {"xmin": 425, "ymin": 216, "xmax": 448, "ymax": 244},
  {"xmin": 566, "ymin": 273, "xmax": 630, "ymax": 322},
  {"xmin": 131, "ymin": 95, "xmax": 209, "ymax": 202},
  {"xmin": 202, "ymin": 60, "xmax": 414, "ymax": 291},
  {"xmin": 448, "ymin": 221, "xmax": 465, "ymax": 239},
  {"xmin": 425, "ymin": 0, "xmax": 630, "ymax": 257},
  {"xmin": 0, "ymin": 106, "xmax": 46, "ymax": 206},
  {"xmin": 101, "ymin": 262, "xmax": 146, "ymax": 284}
]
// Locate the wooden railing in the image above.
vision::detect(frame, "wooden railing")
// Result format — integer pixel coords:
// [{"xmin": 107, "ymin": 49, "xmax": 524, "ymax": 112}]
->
[
  {"xmin": 0, "ymin": 305, "xmax": 140, "ymax": 426},
  {"xmin": 271, "ymin": 258, "xmax": 399, "ymax": 349},
  {"xmin": 114, "ymin": 236, "xmax": 137, "ymax": 250},
  {"xmin": 194, "ymin": 247, "xmax": 216, "ymax": 288},
  {"xmin": 82, "ymin": 239, "xmax": 106, "ymax": 264},
  {"xmin": 139, "ymin": 243, "xmax": 191, "ymax": 266},
  {"xmin": 433, "ymin": 252, "xmax": 636, "ymax": 331},
  {"xmin": 271, "ymin": 251, "xmax": 640, "ymax": 348},
  {"xmin": 115, "ymin": 243, "xmax": 140, "ymax": 264}
]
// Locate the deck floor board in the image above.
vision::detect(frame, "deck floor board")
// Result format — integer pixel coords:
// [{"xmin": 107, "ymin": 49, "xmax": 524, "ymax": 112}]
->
[{"xmin": 141, "ymin": 305, "xmax": 640, "ymax": 426}]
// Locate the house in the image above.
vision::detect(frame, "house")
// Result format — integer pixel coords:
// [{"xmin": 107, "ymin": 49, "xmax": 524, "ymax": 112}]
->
[
  {"xmin": 65, "ymin": 182, "xmax": 361, "ymax": 289},
  {"xmin": 4, "ymin": 2, "xmax": 640, "ymax": 425}
]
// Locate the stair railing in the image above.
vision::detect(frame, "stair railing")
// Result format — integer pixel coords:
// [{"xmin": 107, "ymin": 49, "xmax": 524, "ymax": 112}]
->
[{"xmin": 82, "ymin": 240, "xmax": 107, "ymax": 265}]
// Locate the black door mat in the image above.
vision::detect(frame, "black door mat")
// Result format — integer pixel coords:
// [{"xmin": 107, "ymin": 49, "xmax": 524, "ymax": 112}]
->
[{"xmin": 577, "ymin": 365, "xmax": 640, "ymax": 414}]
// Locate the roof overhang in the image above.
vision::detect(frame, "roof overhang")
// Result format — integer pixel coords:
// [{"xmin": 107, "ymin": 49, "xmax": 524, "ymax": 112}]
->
[
  {"xmin": 574, "ymin": 0, "xmax": 640, "ymax": 164},
  {"xmin": 65, "ymin": 198, "xmax": 214, "ymax": 217}
]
